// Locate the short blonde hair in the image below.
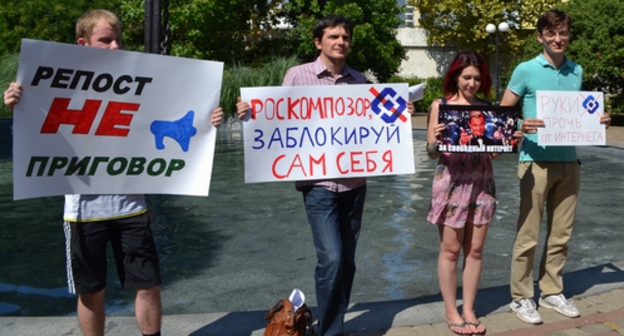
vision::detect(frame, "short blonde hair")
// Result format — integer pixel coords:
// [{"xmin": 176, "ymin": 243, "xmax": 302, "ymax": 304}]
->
[{"xmin": 75, "ymin": 9, "xmax": 121, "ymax": 42}]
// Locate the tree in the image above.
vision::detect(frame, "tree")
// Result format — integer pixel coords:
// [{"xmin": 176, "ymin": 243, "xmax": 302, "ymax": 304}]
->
[
  {"xmin": 0, "ymin": 0, "xmax": 281, "ymax": 62},
  {"xmin": 410, "ymin": 0, "xmax": 563, "ymax": 57},
  {"xmin": 559, "ymin": 0, "xmax": 624, "ymax": 112},
  {"xmin": 0, "ymin": 1, "xmax": 117, "ymax": 117},
  {"xmin": 0, "ymin": 0, "xmax": 409, "ymax": 97},
  {"xmin": 1, "ymin": 1, "xmax": 407, "ymax": 81},
  {"xmin": 279, "ymin": 0, "xmax": 407, "ymax": 82},
  {"xmin": 119, "ymin": 0, "xmax": 281, "ymax": 61},
  {"xmin": 0, "ymin": 0, "xmax": 118, "ymax": 55},
  {"xmin": 509, "ymin": 0, "xmax": 624, "ymax": 113}
]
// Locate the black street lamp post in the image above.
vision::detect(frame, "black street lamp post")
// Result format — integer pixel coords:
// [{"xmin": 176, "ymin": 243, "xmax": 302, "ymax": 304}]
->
[
  {"xmin": 144, "ymin": 0, "xmax": 170, "ymax": 55},
  {"xmin": 144, "ymin": 0, "xmax": 161, "ymax": 54},
  {"xmin": 486, "ymin": 22, "xmax": 509, "ymax": 103}
]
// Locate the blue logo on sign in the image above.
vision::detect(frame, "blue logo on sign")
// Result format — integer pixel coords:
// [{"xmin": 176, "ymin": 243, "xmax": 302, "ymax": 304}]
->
[
  {"xmin": 582, "ymin": 95, "xmax": 600, "ymax": 114},
  {"xmin": 150, "ymin": 110, "xmax": 197, "ymax": 152},
  {"xmin": 369, "ymin": 87, "xmax": 407, "ymax": 123}
]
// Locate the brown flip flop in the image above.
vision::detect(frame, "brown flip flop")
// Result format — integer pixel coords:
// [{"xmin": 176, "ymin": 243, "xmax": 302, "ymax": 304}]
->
[
  {"xmin": 465, "ymin": 320, "xmax": 487, "ymax": 335},
  {"xmin": 447, "ymin": 321, "xmax": 472, "ymax": 335}
]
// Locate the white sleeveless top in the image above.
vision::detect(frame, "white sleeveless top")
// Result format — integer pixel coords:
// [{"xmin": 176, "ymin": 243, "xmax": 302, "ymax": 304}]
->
[{"xmin": 63, "ymin": 194, "xmax": 147, "ymax": 222}]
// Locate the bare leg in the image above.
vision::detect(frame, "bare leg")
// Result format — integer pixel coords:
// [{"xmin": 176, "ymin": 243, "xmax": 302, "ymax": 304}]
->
[
  {"xmin": 461, "ymin": 223, "xmax": 488, "ymax": 334},
  {"xmin": 135, "ymin": 285, "xmax": 162, "ymax": 335},
  {"xmin": 438, "ymin": 225, "xmax": 470, "ymax": 334},
  {"xmin": 77, "ymin": 289, "xmax": 106, "ymax": 336}
]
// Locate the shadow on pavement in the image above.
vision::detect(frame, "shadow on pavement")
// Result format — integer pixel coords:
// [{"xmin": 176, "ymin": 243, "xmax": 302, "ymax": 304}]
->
[
  {"xmin": 189, "ymin": 311, "xmax": 267, "ymax": 336},
  {"xmin": 475, "ymin": 262, "xmax": 624, "ymax": 317},
  {"xmin": 186, "ymin": 262, "xmax": 624, "ymax": 335}
]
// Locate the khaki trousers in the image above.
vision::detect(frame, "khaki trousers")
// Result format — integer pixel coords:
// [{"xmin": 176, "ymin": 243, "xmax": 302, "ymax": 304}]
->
[{"xmin": 510, "ymin": 161, "xmax": 580, "ymax": 301}]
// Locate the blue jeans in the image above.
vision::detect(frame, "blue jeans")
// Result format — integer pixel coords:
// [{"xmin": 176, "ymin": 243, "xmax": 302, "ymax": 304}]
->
[{"xmin": 302, "ymin": 185, "xmax": 367, "ymax": 336}]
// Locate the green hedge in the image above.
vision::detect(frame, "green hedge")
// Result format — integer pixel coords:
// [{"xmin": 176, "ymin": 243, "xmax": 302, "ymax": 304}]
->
[{"xmin": 220, "ymin": 56, "xmax": 300, "ymax": 116}]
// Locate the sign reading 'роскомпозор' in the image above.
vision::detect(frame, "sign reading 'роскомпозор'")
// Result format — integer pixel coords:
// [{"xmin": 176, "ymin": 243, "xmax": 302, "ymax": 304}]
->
[{"xmin": 240, "ymin": 84, "xmax": 415, "ymax": 183}]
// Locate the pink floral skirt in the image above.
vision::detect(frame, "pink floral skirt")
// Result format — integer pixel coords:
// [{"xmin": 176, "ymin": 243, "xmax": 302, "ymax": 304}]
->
[{"xmin": 427, "ymin": 153, "xmax": 496, "ymax": 228}]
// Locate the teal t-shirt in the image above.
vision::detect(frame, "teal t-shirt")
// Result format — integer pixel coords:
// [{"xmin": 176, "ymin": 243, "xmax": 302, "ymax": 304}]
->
[{"xmin": 507, "ymin": 53, "xmax": 583, "ymax": 162}]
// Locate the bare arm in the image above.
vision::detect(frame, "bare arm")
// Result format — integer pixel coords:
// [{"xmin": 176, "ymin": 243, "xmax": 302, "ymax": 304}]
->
[
  {"xmin": 500, "ymin": 87, "xmax": 544, "ymax": 134},
  {"xmin": 426, "ymin": 100, "xmax": 445, "ymax": 160},
  {"xmin": 499, "ymin": 88, "xmax": 519, "ymax": 107}
]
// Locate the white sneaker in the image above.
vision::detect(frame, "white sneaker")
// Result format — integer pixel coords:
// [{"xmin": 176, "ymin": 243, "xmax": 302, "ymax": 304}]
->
[
  {"xmin": 510, "ymin": 298, "xmax": 543, "ymax": 324},
  {"xmin": 539, "ymin": 293, "xmax": 580, "ymax": 318}
]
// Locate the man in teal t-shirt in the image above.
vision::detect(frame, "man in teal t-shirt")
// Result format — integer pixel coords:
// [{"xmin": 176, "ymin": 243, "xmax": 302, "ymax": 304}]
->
[{"xmin": 501, "ymin": 9, "xmax": 610, "ymax": 325}]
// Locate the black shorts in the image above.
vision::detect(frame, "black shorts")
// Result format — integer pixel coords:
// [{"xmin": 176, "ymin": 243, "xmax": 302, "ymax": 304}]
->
[{"xmin": 63, "ymin": 213, "xmax": 162, "ymax": 295}]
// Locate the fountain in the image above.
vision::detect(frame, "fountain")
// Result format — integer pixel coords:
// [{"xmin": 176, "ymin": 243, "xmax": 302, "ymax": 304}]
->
[{"xmin": 1, "ymin": 119, "xmax": 623, "ymax": 317}]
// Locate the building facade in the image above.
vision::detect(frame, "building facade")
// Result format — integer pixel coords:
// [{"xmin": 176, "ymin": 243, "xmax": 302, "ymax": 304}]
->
[{"xmin": 396, "ymin": 3, "xmax": 457, "ymax": 79}]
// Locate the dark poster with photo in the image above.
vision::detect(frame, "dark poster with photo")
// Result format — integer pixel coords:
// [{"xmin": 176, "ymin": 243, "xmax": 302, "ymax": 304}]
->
[{"xmin": 437, "ymin": 105, "xmax": 519, "ymax": 153}]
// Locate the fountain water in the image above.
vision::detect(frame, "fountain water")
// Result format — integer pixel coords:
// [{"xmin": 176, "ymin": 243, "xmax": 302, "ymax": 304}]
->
[{"xmin": 1, "ymin": 120, "xmax": 623, "ymax": 317}]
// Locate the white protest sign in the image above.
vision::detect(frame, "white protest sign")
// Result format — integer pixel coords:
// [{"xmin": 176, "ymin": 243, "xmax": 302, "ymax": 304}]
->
[
  {"xmin": 536, "ymin": 90, "xmax": 606, "ymax": 146},
  {"xmin": 408, "ymin": 84, "xmax": 424, "ymax": 102},
  {"xmin": 12, "ymin": 39, "xmax": 223, "ymax": 200},
  {"xmin": 240, "ymin": 84, "xmax": 415, "ymax": 183}
]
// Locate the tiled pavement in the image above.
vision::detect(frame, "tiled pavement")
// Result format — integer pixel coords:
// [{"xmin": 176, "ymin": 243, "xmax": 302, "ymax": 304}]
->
[
  {"xmin": 3, "ymin": 277, "xmax": 623, "ymax": 335},
  {"xmin": 352, "ymin": 288, "xmax": 624, "ymax": 335}
]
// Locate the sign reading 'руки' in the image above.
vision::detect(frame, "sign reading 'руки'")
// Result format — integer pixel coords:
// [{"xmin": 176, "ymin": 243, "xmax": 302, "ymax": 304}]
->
[
  {"xmin": 12, "ymin": 39, "xmax": 223, "ymax": 200},
  {"xmin": 536, "ymin": 90, "xmax": 606, "ymax": 146}
]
